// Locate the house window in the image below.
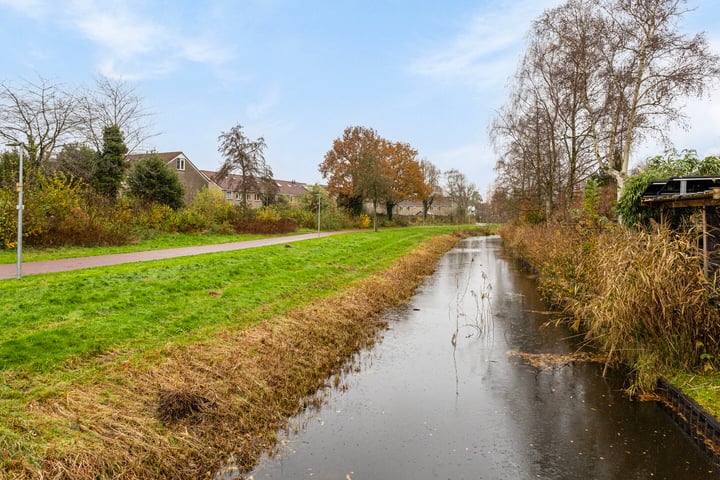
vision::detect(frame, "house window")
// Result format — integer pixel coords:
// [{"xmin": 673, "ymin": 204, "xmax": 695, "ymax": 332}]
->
[
  {"xmin": 235, "ymin": 192, "xmax": 241, "ymax": 200},
  {"xmin": 176, "ymin": 157, "xmax": 185, "ymax": 171},
  {"xmin": 225, "ymin": 191, "xmax": 232, "ymax": 200},
  {"xmin": 254, "ymin": 193, "xmax": 261, "ymax": 201}
]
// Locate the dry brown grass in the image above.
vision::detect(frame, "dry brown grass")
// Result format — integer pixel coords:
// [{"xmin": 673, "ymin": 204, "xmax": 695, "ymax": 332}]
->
[
  {"xmin": 573, "ymin": 228, "xmax": 720, "ymax": 387},
  {"xmin": 500, "ymin": 221, "xmax": 594, "ymax": 308},
  {"xmin": 3, "ymin": 233, "xmax": 463, "ymax": 480},
  {"xmin": 501, "ymin": 221, "xmax": 720, "ymax": 392},
  {"xmin": 507, "ymin": 350, "xmax": 608, "ymax": 370}
]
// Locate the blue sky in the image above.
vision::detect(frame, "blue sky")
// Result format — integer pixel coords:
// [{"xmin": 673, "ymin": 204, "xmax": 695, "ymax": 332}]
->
[{"xmin": 2, "ymin": 0, "xmax": 720, "ymax": 197}]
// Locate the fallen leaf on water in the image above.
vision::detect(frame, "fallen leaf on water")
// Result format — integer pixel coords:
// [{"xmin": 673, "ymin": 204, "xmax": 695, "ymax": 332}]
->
[{"xmin": 507, "ymin": 350, "xmax": 608, "ymax": 369}]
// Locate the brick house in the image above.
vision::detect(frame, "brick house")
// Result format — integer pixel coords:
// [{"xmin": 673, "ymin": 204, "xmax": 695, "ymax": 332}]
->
[
  {"xmin": 125, "ymin": 151, "xmax": 220, "ymax": 205},
  {"xmin": 201, "ymin": 170, "xmax": 310, "ymax": 208}
]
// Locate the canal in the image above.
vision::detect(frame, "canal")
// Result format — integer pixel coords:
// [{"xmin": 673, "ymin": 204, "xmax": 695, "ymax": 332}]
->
[{"xmin": 228, "ymin": 236, "xmax": 717, "ymax": 479}]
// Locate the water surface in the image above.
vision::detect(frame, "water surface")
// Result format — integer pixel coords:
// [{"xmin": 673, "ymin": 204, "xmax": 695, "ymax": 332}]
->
[{"xmin": 235, "ymin": 236, "xmax": 716, "ymax": 479}]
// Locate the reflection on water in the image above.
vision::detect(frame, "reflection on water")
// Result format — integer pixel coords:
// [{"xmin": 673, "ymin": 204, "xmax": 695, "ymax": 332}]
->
[{"xmin": 225, "ymin": 236, "xmax": 716, "ymax": 480}]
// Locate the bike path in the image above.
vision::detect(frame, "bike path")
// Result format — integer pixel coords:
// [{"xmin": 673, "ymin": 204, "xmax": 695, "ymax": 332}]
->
[{"xmin": 0, "ymin": 231, "xmax": 347, "ymax": 280}]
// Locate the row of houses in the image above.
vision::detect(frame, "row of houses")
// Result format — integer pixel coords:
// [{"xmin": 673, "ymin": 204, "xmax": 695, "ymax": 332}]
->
[
  {"xmin": 126, "ymin": 151, "xmax": 309, "ymax": 208},
  {"xmin": 127, "ymin": 151, "xmax": 455, "ymax": 216}
]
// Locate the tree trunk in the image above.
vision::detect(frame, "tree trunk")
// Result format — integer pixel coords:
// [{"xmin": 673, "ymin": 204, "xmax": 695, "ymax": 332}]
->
[
  {"xmin": 372, "ymin": 199, "xmax": 378, "ymax": 232},
  {"xmin": 386, "ymin": 201, "xmax": 396, "ymax": 221}
]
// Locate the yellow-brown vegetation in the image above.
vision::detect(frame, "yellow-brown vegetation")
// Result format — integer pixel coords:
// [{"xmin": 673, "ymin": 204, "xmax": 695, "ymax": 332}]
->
[{"xmin": 501, "ymin": 221, "xmax": 720, "ymax": 392}]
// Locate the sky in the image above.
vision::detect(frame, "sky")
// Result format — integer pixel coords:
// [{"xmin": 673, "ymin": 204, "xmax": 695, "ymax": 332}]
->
[{"xmin": 2, "ymin": 0, "xmax": 720, "ymax": 198}]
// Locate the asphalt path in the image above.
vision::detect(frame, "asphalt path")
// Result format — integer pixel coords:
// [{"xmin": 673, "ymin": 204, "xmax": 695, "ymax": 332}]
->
[{"xmin": 0, "ymin": 231, "xmax": 348, "ymax": 280}]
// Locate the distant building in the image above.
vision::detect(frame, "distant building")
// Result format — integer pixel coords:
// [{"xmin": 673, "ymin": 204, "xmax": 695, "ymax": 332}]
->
[
  {"xmin": 201, "ymin": 170, "xmax": 311, "ymax": 208},
  {"xmin": 125, "ymin": 151, "xmax": 220, "ymax": 205},
  {"xmin": 125, "ymin": 151, "xmax": 312, "ymax": 208},
  {"xmin": 368, "ymin": 197, "xmax": 455, "ymax": 217}
]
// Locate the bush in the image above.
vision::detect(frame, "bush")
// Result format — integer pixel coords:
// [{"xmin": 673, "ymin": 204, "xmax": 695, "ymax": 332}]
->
[
  {"xmin": 573, "ymin": 228, "xmax": 720, "ymax": 387},
  {"xmin": 174, "ymin": 189, "xmax": 239, "ymax": 233},
  {"xmin": 0, "ymin": 186, "xmax": 20, "ymax": 248},
  {"xmin": 281, "ymin": 208, "xmax": 315, "ymax": 229},
  {"xmin": 255, "ymin": 206, "xmax": 281, "ymax": 223},
  {"xmin": 319, "ymin": 208, "xmax": 355, "ymax": 230},
  {"xmin": 0, "ymin": 173, "xmax": 146, "ymax": 248},
  {"xmin": 130, "ymin": 201, "xmax": 177, "ymax": 231},
  {"xmin": 50, "ymin": 190, "xmax": 139, "ymax": 246},
  {"xmin": 617, "ymin": 149, "xmax": 720, "ymax": 228},
  {"xmin": 128, "ymin": 155, "xmax": 185, "ymax": 210},
  {"xmin": 357, "ymin": 214, "xmax": 371, "ymax": 229},
  {"xmin": 277, "ymin": 204, "xmax": 355, "ymax": 231},
  {"xmin": 234, "ymin": 218, "xmax": 298, "ymax": 234}
]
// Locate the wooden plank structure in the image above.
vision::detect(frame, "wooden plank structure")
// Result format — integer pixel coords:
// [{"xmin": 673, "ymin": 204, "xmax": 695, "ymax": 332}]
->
[{"xmin": 641, "ymin": 176, "xmax": 720, "ymax": 278}]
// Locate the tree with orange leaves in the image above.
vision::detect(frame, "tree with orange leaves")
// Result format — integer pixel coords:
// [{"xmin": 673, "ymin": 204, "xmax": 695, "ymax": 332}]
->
[
  {"xmin": 383, "ymin": 141, "xmax": 423, "ymax": 221},
  {"xmin": 320, "ymin": 125, "xmax": 428, "ymax": 228},
  {"xmin": 320, "ymin": 126, "xmax": 390, "ymax": 230}
]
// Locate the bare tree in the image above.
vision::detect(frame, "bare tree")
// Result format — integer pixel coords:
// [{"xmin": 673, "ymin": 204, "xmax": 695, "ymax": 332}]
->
[
  {"xmin": 445, "ymin": 169, "xmax": 478, "ymax": 224},
  {"xmin": 77, "ymin": 76, "xmax": 156, "ymax": 153},
  {"xmin": 585, "ymin": 0, "xmax": 719, "ymax": 197},
  {"xmin": 217, "ymin": 124, "xmax": 272, "ymax": 209},
  {"xmin": 418, "ymin": 158, "xmax": 441, "ymax": 223},
  {"xmin": 0, "ymin": 77, "xmax": 79, "ymax": 181},
  {"xmin": 492, "ymin": 0, "xmax": 720, "ymax": 220},
  {"xmin": 491, "ymin": 0, "xmax": 604, "ymax": 219}
]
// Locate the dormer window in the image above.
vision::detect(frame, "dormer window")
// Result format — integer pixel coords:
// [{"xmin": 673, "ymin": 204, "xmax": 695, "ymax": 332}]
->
[{"xmin": 176, "ymin": 157, "xmax": 185, "ymax": 171}]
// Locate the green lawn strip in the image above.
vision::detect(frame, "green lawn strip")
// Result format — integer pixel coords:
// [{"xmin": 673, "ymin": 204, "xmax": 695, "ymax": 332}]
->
[
  {"xmin": 667, "ymin": 372, "xmax": 720, "ymax": 419},
  {"xmin": 0, "ymin": 227, "xmax": 458, "ymax": 377},
  {"xmin": 0, "ymin": 226, "xmax": 463, "ymax": 468},
  {"xmin": 0, "ymin": 231, "xmax": 316, "ymax": 264}
]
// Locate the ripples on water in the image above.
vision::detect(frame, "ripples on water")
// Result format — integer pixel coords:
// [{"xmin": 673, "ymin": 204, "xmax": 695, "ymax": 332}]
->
[{"xmin": 221, "ymin": 236, "xmax": 716, "ymax": 480}]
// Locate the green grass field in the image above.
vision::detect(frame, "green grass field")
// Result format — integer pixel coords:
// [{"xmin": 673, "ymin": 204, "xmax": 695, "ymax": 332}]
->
[{"xmin": 0, "ymin": 227, "xmax": 468, "ymax": 377}]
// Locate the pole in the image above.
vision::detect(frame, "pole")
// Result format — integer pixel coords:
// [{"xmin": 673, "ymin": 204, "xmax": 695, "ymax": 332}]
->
[
  {"xmin": 703, "ymin": 206, "xmax": 709, "ymax": 278},
  {"xmin": 16, "ymin": 145, "xmax": 23, "ymax": 279},
  {"xmin": 317, "ymin": 193, "xmax": 321, "ymax": 237}
]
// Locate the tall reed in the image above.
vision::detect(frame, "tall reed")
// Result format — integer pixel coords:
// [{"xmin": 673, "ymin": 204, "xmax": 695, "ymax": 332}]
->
[{"xmin": 501, "ymin": 221, "xmax": 720, "ymax": 391}]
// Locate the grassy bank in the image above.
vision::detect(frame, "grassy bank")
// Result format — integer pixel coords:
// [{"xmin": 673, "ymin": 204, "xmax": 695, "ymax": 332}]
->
[
  {"xmin": 500, "ymin": 222, "xmax": 720, "ymax": 394},
  {"xmin": 0, "ymin": 226, "xmax": 484, "ymax": 478}
]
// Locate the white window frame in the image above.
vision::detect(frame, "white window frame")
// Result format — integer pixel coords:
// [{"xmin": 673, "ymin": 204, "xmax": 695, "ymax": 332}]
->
[{"xmin": 176, "ymin": 157, "xmax": 186, "ymax": 171}]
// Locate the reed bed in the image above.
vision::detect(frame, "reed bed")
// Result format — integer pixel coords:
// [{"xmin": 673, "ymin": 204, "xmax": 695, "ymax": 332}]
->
[{"xmin": 501, "ymin": 222, "xmax": 720, "ymax": 391}]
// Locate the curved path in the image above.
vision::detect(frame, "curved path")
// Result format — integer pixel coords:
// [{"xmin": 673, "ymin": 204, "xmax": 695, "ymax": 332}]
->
[{"xmin": 0, "ymin": 231, "xmax": 348, "ymax": 280}]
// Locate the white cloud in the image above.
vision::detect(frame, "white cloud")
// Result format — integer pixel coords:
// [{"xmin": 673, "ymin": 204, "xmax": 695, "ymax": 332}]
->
[
  {"xmin": 408, "ymin": 0, "xmax": 562, "ymax": 87},
  {"xmin": 428, "ymin": 141, "xmax": 497, "ymax": 194},
  {"xmin": 2, "ymin": 0, "xmax": 235, "ymax": 80},
  {"xmin": 69, "ymin": 4, "xmax": 162, "ymax": 59}
]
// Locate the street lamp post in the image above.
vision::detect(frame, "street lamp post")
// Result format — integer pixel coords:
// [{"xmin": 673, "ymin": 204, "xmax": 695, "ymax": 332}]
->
[{"xmin": 6, "ymin": 143, "xmax": 23, "ymax": 278}]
